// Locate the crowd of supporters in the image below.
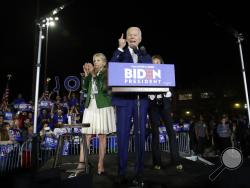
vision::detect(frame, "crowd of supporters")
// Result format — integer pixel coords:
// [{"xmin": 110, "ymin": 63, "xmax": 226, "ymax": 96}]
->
[
  {"xmin": 1, "ymin": 91, "xmax": 250, "ymax": 158},
  {"xmin": 185, "ymin": 113, "xmax": 250, "ymax": 157},
  {"xmin": 0, "ymin": 91, "xmax": 82, "ymax": 145}
]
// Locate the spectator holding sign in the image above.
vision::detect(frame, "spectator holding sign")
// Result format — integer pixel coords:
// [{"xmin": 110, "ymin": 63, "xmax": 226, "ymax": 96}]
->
[
  {"xmin": 68, "ymin": 92, "xmax": 79, "ymax": 108},
  {"xmin": 52, "ymin": 109, "xmax": 68, "ymax": 129},
  {"xmin": 37, "ymin": 109, "xmax": 51, "ymax": 132},
  {"xmin": 12, "ymin": 93, "xmax": 25, "ymax": 111}
]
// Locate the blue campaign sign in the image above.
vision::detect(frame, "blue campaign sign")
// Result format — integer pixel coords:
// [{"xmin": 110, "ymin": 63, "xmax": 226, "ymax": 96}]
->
[
  {"xmin": 16, "ymin": 103, "xmax": 33, "ymax": 112},
  {"xmin": 108, "ymin": 62, "xmax": 175, "ymax": 87}
]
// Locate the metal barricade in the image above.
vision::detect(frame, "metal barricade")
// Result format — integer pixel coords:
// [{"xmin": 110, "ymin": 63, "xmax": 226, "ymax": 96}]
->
[
  {"xmin": 20, "ymin": 138, "xmax": 57, "ymax": 168},
  {"xmin": 89, "ymin": 132, "xmax": 190, "ymax": 155},
  {"xmin": 136, "ymin": 132, "xmax": 190, "ymax": 155},
  {"xmin": 20, "ymin": 139, "xmax": 32, "ymax": 168},
  {"xmin": 90, "ymin": 134, "xmax": 118, "ymax": 154},
  {"xmin": 0, "ymin": 142, "xmax": 21, "ymax": 175},
  {"xmin": 177, "ymin": 132, "xmax": 190, "ymax": 155},
  {"xmin": 52, "ymin": 124, "xmax": 90, "ymax": 174},
  {"xmin": 18, "ymin": 131, "xmax": 190, "ymax": 171},
  {"xmin": 20, "ymin": 134, "xmax": 82, "ymax": 169}
]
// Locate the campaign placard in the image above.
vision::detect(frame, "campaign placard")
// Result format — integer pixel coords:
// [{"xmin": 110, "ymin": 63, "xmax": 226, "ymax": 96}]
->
[{"xmin": 108, "ymin": 63, "xmax": 175, "ymax": 87}]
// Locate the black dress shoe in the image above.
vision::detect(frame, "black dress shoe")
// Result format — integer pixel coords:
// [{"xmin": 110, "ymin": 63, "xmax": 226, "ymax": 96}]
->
[
  {"xmin": 97, "ymin": 171, "xmax": 105, "ymax": 176},
  {"xmin": 131, "ymin": 176, "xmax": 145, "ymax": 187}
]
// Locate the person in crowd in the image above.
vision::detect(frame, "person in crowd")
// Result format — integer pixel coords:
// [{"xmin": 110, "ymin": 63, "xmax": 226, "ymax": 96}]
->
[
  {"xmin": 0, "ymin": 115, "xmax": 4, "ymax": 128},
  {"xmin": 12, "ymin": 93, "xmax": 25, "ymax": 109},
  {"xmin": 189, "ymin": 115, "xmax": 197, "ymax": 155},
  {"xmin": 70, "ymin": 53, "xmax": 116, "ymax": 177},
  {"xmin": 52, "ymin": 109, "xmax": 68, "ymax": 129},
  {"xmin": 61, "ymin": 95, "xmax": 69, "ymax": 114},
  {"xmin": 238, "ymin": 114, "xmax": 250, "ymax": 158},
  {"xmin": 51, "ymin": 95, "xmax": 63, "ymax": 114},
  {"xmin": 40, "ymin": 120, "xmax": 54, "ymax": 141},
  {"xmin": 3, "ymin": 106, "xmax": 14, "ymax": 124},
  {"xmin": 148, "ymin": 55, "xmax": 183, "ymax": 171},
  {"xmin": 37, "ymin": 109, "xmax": 51, "ymax": 132},
  {"xmin": 68, "ymin": 105, "xmax": 80, "ymax": 124},
  {"xmin": 110, "ymin": 26, "xmax": 152, "ymax": 184},
  {"xmin": 195, "ymin": 115, "xmax": 209, "ymax": 156},
  {"xmin": 216, "ymin": 114, "xmax": 232, "ymax": 153},
  {"xmin": 231, "ymin": 119, "xmax": 240, "ymax": 148},
  {"xmin": 68, "ymin": 92, "xmax": 79, "ymax": 108},
  {"xmin": 0, "ymin": 122, "xmax": 14, "ymax": 144},
  {"xmin": 207, "ymin": 115, "xmax": 217, "ymax": 154},
  {"xmin": 39, "ymin": 91, "xmax": 53, "ymax": 111},
  {"xmin": 7, "ymin": 118, "xmax": 22, "ymax": 144}
]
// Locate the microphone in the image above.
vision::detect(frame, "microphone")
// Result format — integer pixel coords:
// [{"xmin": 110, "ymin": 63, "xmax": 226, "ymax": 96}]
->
[
  {"xmin": 131, "ymin": 45, "xmax": 147, "ymax": 63},
  {"xmin": 138, "ymin": 46, "xmax": 147, "ymax": 63},
  {"xmin": 131, "ymin": 45, "xmax": 139, "ymax": 54},
  {"xmin": 139, "ymin": 46, "xmax": 147, "ymax": 55}
]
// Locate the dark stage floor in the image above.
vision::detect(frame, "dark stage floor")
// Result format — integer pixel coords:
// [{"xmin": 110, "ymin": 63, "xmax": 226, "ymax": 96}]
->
[{"xmin": 3, "ymin": 152, "xmax": 250, "ymax": 188}]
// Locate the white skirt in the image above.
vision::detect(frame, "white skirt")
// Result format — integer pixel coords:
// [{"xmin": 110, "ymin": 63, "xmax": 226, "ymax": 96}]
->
[{"xmin": 81, "ymin": 98, "xmax": 116, "ymax": 134}]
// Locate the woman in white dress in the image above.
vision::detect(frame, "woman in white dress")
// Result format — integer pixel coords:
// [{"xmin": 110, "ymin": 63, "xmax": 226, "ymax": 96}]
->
[{"xmin": 75, "ymin": 53, "xmax": 116, "ymax": 176}]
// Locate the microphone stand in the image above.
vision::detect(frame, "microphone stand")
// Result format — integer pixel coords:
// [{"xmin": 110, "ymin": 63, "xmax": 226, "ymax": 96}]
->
[
  {"xmin": 134, "ymin": 94, "xmax": 144, "ymax": 187},
  {"xmin": 129, "ymin": 96, "xmax": 145, "ymax": 188},
  {"xmin": 132, "ymin": 50, "xmax": 145, "ymax": 187}
]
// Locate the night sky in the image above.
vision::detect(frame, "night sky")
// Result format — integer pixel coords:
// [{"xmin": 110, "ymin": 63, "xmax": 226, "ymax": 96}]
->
[{"xmin": 1, "ymin": 0, "xmax": 250, "ymax": 101}]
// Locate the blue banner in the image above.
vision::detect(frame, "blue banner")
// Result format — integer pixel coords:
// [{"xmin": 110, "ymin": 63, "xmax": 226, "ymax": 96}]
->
[{"xmin": 108, "ymin": 63, "xmax": 175, "ymax": 87}]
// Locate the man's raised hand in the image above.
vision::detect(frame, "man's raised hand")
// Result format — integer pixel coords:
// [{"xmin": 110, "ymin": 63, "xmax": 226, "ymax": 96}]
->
[{"xmin": 118, "ymin": 33, "xmax": 126, "ymax": 49}]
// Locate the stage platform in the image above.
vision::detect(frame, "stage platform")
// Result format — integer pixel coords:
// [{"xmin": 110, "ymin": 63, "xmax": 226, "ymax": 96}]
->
[{"xmin": 3, "ymin": 152, "xmax": 250, "ymax": 188}]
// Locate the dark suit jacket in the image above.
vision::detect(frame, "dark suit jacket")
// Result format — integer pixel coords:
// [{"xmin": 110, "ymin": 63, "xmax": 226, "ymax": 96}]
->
[{"xmin": 110, "ymin": 47, "xmax": 152, "ymax": 106}]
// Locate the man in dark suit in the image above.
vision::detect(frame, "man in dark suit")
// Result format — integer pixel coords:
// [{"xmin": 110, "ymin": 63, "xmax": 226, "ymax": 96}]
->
[{"xmin": 110, "ymin": 27, "xmax": 152, "ymax": 184}]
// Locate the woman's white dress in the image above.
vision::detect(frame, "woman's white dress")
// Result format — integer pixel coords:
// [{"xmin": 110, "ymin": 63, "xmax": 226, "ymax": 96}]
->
[{"xmin": 81, "ymin": 77, "xmax": 116, "ymax": 135}]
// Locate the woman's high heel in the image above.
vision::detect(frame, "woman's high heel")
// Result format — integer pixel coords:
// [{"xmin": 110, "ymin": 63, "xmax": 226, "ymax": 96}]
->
[
  {"xmin": 68, "ymin": 162, "xmax": 85, "ymax": 178},
  {"xmin": 97, "ymin": 164, "xmax": 105, "ymax": 176}
]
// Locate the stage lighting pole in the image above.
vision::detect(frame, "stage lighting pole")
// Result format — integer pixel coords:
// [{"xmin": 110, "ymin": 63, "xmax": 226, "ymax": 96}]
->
[
  {"xmin": 235, "ymin": 33, "xmax": 250, "ymax": 127},
  {"xmin": 33, "ymin": 24, "xmax": 43, "ymax": 135},
  {"xmin": 209, "ymin": 12, "xmax": 250, "ymax": 126},
  {"xmin": 31, "ymin": 23, "xmax": 43, "ymax": 170},
  {"xmin": 32, "ymin": 3, "xmax": 68, "ymax": 171},
  {"xmin": 33, "ymin": 4, "xmax": 66, "ymax": 135},
  {"xmin": 44, "ymin": 19, "xmax": 49, "ymax": 91},
  {"xmin": 43, "ymin": 17, "xmax": 58, "ymax": 91}
]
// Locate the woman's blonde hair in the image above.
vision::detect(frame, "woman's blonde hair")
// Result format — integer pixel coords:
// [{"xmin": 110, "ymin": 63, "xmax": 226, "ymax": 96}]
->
[
  {"xmin": 93, "ymin": 53, "xmax": 107, "ymax": 64},
  {"xmin": 93, "ymin": 53, "xmax": 107, "ymax": 74}
]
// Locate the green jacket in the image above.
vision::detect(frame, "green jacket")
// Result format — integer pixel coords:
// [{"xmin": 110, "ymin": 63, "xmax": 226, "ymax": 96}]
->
[{"xmin": 81, "ymin": 70, "xmax": 112, "ymax": 108}]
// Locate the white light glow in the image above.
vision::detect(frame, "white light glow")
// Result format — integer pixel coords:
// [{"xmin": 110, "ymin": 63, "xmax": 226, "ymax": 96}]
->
[
  {"xmin": 234, "ymin": 103, "xmax": 241, "ymax": 109},
  {"xmin": 53, "ymin": 10, "xmax": 58, "ymax": 15},
  {"xmin": 49, "ymin": 21, "xmax": 55, "ymax": 27}
]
